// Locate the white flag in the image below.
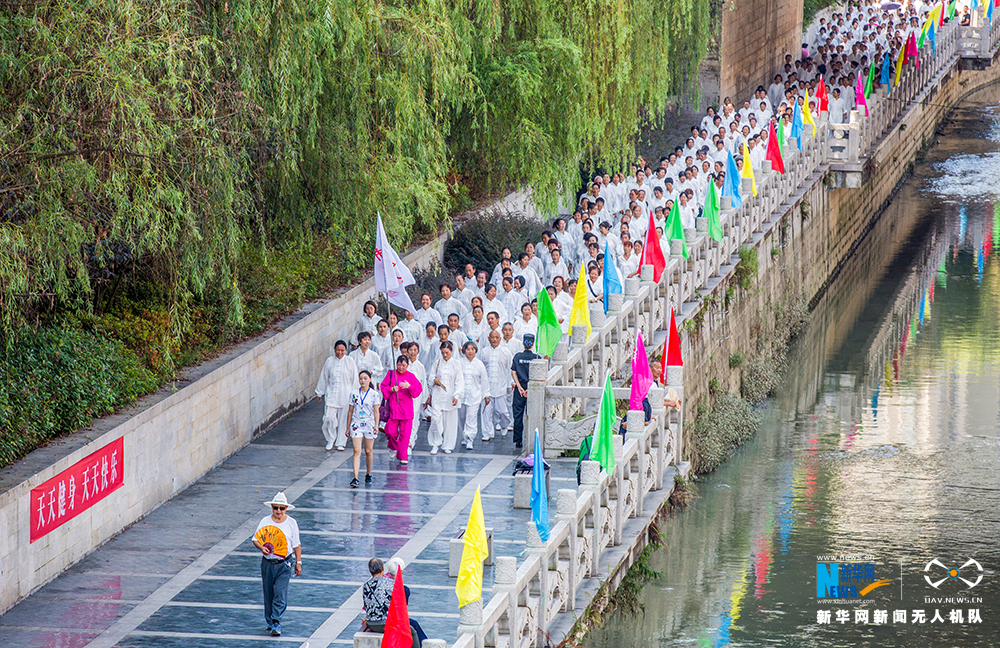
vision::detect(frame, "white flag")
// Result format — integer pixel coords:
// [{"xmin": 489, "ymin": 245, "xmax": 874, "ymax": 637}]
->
[{"xmin": 375, "ymin": 215, "xmax": 417, "ymax": 313}]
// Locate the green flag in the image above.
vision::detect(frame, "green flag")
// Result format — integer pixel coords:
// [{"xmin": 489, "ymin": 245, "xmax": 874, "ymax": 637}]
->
[
  {"xmin": 535, "ymin": 286, "xmax": 562, "ymax": 357},
  {"xmin": 665, "ymin": 198, "xmax": 689, "ymax": 259},
  {"xmin": 777, "ymin": 119, "xmax": 785, "ymax": 156},
  {"xmin": 864, "ymin": 62, "xmax": 876, "ymax": 98},
  {"xmin": 705, "ymin": 180, "xmax": 723, "ymax": 242},
  {"xmin": 590, "ymin": 372, "xmax": 616, "ymax": 474},
  {"xmin": 948, "ymin": 0, "xmax": 957, "ymax": 19}
]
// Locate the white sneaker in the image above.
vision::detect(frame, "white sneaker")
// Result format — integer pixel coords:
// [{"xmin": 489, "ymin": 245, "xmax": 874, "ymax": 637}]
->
[
  {"xmin": 444, "ymin": 448, "xmax": 452, "ymax": 454},
  {"xmin": 465, "ymin": 440, "xmax": 474, "ymax": 450},
  {"xmin": 336, "ymin": 446, "xmax": 345, "ymax": 452},
  {"xmin": 325, "ymin": 442, "xmax": 334, "ymax": 451},
  {"xmin": 430, "ymin": 446, "xmax": 439, "ymax": 455}
]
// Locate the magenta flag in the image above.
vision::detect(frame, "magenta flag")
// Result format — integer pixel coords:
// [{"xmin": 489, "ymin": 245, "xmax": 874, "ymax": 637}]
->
[
  {"xmin": 629, "ymin": 331, "xmax": 654, "ymax": 410},
  {"xmin": 855, "ymin": 73, "xmax": 868, "ymax": 117}
]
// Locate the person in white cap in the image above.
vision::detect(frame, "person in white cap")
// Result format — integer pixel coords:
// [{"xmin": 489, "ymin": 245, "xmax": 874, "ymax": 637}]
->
[{"xmin": 252, "ymin": 492, "xmax": 301, "ymax": 637}]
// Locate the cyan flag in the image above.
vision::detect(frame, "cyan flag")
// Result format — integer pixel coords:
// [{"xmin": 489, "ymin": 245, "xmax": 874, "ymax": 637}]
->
[
  {"xmin": 603, "ymin": 242, "xmax": 623, "ymax": 314},
  {"xmin": 530, "ymin": 429, "xmax": 549, "ymax": 542},
  {"xmin": 790, "ymin": 101, "xmax": 803, "ymax": 150},
  {"xmin": 723, "ymin": 150, "xmax": 743, "ymax": 209},
  {"xmin": 880, "ymin": 51, "xmax": 892, "ymax": 91}
]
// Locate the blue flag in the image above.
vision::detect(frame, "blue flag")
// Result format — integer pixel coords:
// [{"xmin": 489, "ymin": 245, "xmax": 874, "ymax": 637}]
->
[
  {"xmin": 928, "ymin": 22, "xmax": 937, "ymax": 55},
  {"xmin": 530, "ymin": 429, "xmax": 549, "ymax": 542},
  {"xmin": 988, "ymin": 0, "xmax": 993, "ymax": 26},
  {"xmin": 602, "ymin": 242, "xmax": 623, "ymax": 313},
  {"xmin": 790, "ymin": 100, "xmax": 803, "ymax": 150},
  {"xmin": 880, "ymin": 51, "xmax": 892, "ymax": 92},
  {"xmin": 723, "ymin": 150, "xmax": 743, "ymax": 209}
]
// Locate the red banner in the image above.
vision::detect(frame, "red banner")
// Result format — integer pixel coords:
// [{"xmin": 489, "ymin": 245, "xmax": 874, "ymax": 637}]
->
[{"xmin": 30, "ymin": 437, "xmax": 124, "ymax": 542}]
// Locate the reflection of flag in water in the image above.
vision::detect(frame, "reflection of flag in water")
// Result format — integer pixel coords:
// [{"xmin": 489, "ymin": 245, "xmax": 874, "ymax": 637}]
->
[
  {"xmin": 977, "ymin": 247, "xmax": 985, "ymax": 282},
  {"xmin": 919, "ymin": 294, "xmax": 925, "ymax": 326},
  {"xmin": 872, "ymin": 387, "xmax": 879, "ymax": 422}
]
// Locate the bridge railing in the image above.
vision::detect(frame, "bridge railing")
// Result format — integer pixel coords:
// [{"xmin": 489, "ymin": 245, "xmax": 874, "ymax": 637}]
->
[{"xmin": 829, "ymin": 19, "xmax": 969, "ymax": 166}]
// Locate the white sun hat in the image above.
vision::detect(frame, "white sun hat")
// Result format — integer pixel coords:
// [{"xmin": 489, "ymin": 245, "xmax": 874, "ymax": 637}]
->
[{"xmin": 264, "ymin": 491, "xmax": 296, "ymax": 510}]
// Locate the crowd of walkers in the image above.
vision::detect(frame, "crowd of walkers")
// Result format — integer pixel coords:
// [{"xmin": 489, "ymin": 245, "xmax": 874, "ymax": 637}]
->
[{"xmin": 260, "ymin": 2, "xmax": 958, "ymax": 639}]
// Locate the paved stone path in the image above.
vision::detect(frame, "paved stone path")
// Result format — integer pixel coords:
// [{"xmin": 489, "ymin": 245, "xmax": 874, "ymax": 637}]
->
[{"xmin": 0, "ymin": 401, "xmax": 577, "ymax": 647}]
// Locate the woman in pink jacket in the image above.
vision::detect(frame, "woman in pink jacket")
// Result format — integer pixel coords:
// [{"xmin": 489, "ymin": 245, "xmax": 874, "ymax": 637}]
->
[{"xmin": 380, "ymin": 355, "xmax": 423, "ymax": 465}]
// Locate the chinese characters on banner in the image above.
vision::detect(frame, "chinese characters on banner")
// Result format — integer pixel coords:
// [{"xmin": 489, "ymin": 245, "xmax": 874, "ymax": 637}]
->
[{"xmin": 30, "ymin": 438, "xmax": 124, "ymax": 542}]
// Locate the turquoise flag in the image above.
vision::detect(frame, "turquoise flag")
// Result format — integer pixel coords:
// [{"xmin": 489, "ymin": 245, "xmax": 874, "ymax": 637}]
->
[
  {"xmin": 530, "ymin": 429, "xmax": 549, "ymax": 542},
  {"xmin": 602, "ymin": 242, "xmax": 622, "ymax": 313}
]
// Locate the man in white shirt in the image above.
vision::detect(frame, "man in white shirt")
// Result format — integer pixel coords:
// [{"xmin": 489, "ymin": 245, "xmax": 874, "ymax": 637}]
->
[
  {"xmin": 513, "ymin": 252, "xmax": 542, "ymax": 298},
  {"xmin": 478, "ymin": 329, "xmax": 513, "ymax": 439},
  {"xmin": 414, "ymin": 293, "xmax": 442, "ymax": 329},
  {"xmin": 476, "ymin": 308, "xmax": 502, "ymax": 347},
  {"xmin": 512, "ymin": 302, "xmax": 538, "ymax": 346},
  {"xmin": 350, "ymin": 331, "xmax": 385, "ymax": 385},
  {"xmin": 435, "ymin": 284, "xmax": 468, "ymax": 321},
  {"xmin": 419, "ymin": 322, "xmax": 441, "ymax": 371},
  {"xmin": 253, "ymin": 492, "xmax": 302, "ymax": 636},
  {"xmin": 315, "ymin": 341, "xmax": 359, "ymax": 451},
  {"xmin": 454, "ymin": 274, "xmax": 476, "ymax": 311},
  {"xmin": 426, "ymin": 340, "xmax": 464, "ymax": 454},
  {"xmin": 445, "ymin": 313, "xmax": 469, "ymax": 347},
  {"xmin": 481, "ymin": 285, "xmax": 508, "ymax": 325},
  {"xmin": 396, "ymin": 310, "xmax": 423, "ymax": 342},
  {"xmin": 543, "ymin": 247, "xmax": 569, "ymax": 287}
]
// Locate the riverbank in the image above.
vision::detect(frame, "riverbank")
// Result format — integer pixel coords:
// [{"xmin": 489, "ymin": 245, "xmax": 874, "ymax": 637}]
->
[{"xmin": 584, "ymin": 80, "xmax": 1000, "ymax": 647}]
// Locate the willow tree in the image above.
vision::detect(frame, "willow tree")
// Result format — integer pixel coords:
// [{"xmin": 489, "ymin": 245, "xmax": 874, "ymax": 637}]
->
[
  {"xmin": 0, "ymin": 0, "xmax": 254, "ymax": 336},
  {"xmin": 0, "ymin": 0, "xmax": 710, "ymax": 340}
]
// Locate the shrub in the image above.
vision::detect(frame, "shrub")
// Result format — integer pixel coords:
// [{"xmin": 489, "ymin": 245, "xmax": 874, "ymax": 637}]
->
[
  {"xmin": 692, "ymin": 390, "xmax": 760, "ymax": 474},
  {"xmin": 0, "ymin": 329, "xmax": 158, "ymax": 466},
  {"xmin": 444, "ymin": 209, "xmax": 545, "ymax": 275}
]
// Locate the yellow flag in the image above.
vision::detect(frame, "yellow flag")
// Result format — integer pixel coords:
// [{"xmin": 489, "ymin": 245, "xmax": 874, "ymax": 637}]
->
[
  {"xmin": 741, "ymin": 140, "xmax": 757, "ymax": 197},
  {"xmin": 569, "ymin": 262, "xmax": 592, "ymax": 338},
  {"xmin": 894, "ymin": 44, "xmax": 904, "ymax": 87},
  {"xmin": 803, "ymin": 89, "xmax": 816, "ymax": 138},
  {"xmin": 456, "ymin": 488, "xmax": 489, "ymax": 608}
]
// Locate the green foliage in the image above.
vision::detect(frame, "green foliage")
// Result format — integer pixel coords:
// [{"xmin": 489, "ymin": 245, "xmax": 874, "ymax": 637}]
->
[
  {"xmin": 693, "ymin": 389, "xmax": 760, "ymax": 474},
  {"xmin": 804, "ymin": 0, "xmax": 839, "ymax": 27},
  {"xmin": 444, "ymin": 210, "xmax": 545, "ymax": 276},
  {"xmin": 735, "ymin": 245, "xmax": 759, "ymax": 290},
  {"xmin": 0, "ymin": 0, "xmax": 712, "ymax": 463},
  {"xmin": 0, "ymin": 328, "xmax": 158, "ymax": 466},
  {"xmin": 728, "ymin": 351, "xmax": 744, "ymax": 368}
]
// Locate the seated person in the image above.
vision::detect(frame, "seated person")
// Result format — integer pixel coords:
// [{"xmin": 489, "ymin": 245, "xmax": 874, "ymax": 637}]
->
[{"xmin": 362, "ymin": 558, "xmax": 393, "ymax": 632}]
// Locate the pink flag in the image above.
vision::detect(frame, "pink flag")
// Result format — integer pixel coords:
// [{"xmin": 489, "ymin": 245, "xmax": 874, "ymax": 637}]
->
[
  {"xmin": 629, "ymin": 331, "xmax": 653, "ymax": 410},
  {"xmin": 855, "ymin": 73, "xmax": 868, "ymax": 117},
  {"xmin": 907, "ymin": 31, "xmax": 919, "ymax": 69}
]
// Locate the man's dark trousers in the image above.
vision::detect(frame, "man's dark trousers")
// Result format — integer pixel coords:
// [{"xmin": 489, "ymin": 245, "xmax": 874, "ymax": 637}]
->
[{"xmin": 512, "ymin": 391, "xmax": 527, "ymax": 446}]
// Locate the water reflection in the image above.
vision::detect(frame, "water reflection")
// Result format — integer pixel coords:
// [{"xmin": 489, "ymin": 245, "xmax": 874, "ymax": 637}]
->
[{"xmin": 586, "ymin": 86, "xmax": 1000, "ymax": 647}]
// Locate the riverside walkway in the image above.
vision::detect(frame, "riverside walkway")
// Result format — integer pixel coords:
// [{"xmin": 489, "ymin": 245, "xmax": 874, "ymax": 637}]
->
[{"xmin": 0, "ymin": 405, "xmax": 578, "ymax": 647}]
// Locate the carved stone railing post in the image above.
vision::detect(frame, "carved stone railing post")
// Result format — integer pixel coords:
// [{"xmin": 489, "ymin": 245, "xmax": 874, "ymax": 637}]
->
[{"xmin": 526, "ymin": 358, "xmax": 548, "ymax": 454}]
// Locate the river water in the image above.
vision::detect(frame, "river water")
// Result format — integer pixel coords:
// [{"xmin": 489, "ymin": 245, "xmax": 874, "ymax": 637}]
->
[{"xmin": 587, "ymin": 84, "xmax": 1000, "ymax": 647}]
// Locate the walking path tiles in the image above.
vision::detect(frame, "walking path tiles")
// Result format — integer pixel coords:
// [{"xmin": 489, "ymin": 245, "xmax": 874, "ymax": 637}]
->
[{"xmin": 0, "ymin": 401, "xmax": 565, "ymax": 647}]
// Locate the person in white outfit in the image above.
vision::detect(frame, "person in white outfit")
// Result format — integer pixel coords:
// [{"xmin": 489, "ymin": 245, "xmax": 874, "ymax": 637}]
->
[
  {"xmin": 314, "ymin": 340, "xmax": 359, "ymax": 451},
  {"xmin": 355, "ymin": 301, "xmax": 382, "ymax": 342},
  {"xmin": 457, "ymin": 341, "xmax": 489, "ymax": 450},
  {"xmin": 426, "ymin": 341, "xmax": 465, "ymax": 454},
  {"xmin": 350, "ymin": 332, "xmax": 385, "ymax": 385},
  {"xmin": 479, "ymin": 330, "xmax": 513, "ymax": 439}
]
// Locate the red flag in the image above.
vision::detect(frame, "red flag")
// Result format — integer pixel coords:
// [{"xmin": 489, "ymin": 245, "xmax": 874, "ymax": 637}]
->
[
  {"xmin": 642, "ymin": 210, "xmax": 666, "ymax": 282},
  {"xmin": 816, "ymin": 76, "xmax": 828, "ymax": 112},
  {"xmin": 939, "ymin": 0, "xmax": 945, "ymax": 27},
  {"xmin": 382, "ymin": 569, "xmax": 412, "ymax": 648},
  {"xmin": 765, "ymin": 119, "xmax": 785, "ymax": 174},
  {"xmin": 659, "ymin": 336, "xmax": 669, "ymax": 383},
  {"xmin": 666, "ymin": 306, "xmax": 683, "ymax": 367}
]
